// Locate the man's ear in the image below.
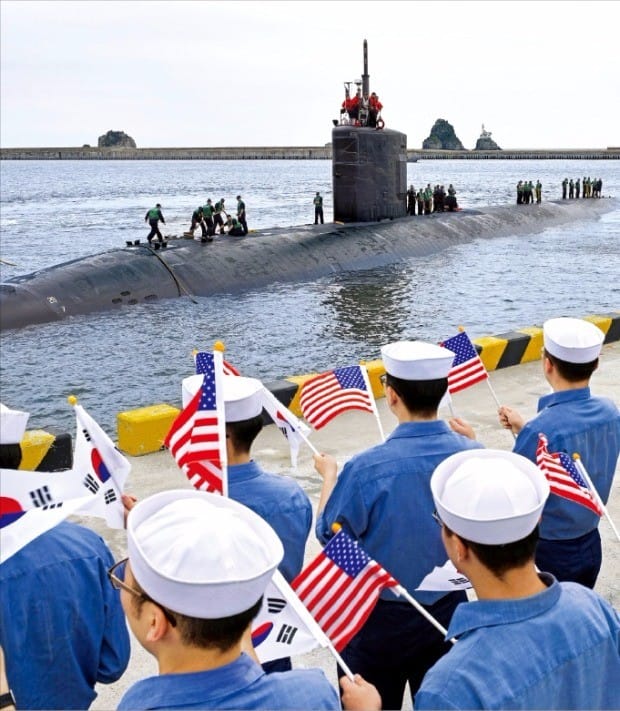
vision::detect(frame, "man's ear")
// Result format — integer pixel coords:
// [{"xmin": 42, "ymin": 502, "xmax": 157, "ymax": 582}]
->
[{"xmin": 145, "ymin": 604, "xmax": 173, "ymax": 643}]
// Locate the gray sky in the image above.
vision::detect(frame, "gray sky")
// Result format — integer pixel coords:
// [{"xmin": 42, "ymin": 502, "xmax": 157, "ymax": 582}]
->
[{"xmin": 1, "ymin": 0, "xmax": 619, "ymax": 149}]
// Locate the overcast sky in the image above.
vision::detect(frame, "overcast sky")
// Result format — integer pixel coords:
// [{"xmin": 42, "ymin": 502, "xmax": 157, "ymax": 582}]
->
[{"xmin": 1, "ymin": 0, "xmax": 619, "ymax": 150}]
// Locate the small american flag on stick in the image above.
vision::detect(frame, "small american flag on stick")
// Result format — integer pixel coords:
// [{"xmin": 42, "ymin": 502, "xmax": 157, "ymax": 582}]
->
[
  {"xmin": 441, "ymin": 331, "xmax": 489, "ymax": 394},
  {"xmin": 292, "ymin": 527, "xmax": 398, "ymax": 651},
  {"xmin": 166, "ymin": 351, "xmax": 227, "ymax": 495},
  {"xmin": 536, "ymin": 433, "xmax": 602, "ymax": 516}
]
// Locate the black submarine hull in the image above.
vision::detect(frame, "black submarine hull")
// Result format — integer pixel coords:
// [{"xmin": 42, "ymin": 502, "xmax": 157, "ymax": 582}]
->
[{"xmin": 0, "ymin": 199, "xmax": 615, "ymax": 331}]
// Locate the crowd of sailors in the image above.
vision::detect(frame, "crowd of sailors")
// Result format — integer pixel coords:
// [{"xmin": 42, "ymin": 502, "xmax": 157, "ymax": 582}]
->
[
  {"xmin": 143, "ymin": 197, "xmax": 248, "ymax": 247},
  {"xmin": 406, "ymin": 184, "xmax": 459, "ymax": 215},
  {"xmin": 562, "ymin": 177, "xmax": 603, "ymax": 199},
  {"xmin": 516, "ymin": 180, "xmax": 542, "ymax": 204},
  {"xmin": 0, "ymin": 315, "xmax": 618, "ymax": 710},
  {"xmin": 338, "ymin": 85, "xmax": 384, "ymax": 128}
]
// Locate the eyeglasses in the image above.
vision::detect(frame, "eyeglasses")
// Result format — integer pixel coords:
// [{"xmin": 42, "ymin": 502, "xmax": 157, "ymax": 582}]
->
[
  {"xmin": 108, "ymin": 558, "xmax": 177, "ymax": 627},
  {"xmin": 380, "ymin": 374, "xmax": 387, "ymax": 386},
  {"xmin": 432, "ymin": 510, "xmax": 444, "ymax": 527}
]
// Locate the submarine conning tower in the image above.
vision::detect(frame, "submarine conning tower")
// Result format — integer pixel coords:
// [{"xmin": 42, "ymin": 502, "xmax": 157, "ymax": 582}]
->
[{"xmin": 332, "ymin": 39, "xmax": 407, "ymax": 223}]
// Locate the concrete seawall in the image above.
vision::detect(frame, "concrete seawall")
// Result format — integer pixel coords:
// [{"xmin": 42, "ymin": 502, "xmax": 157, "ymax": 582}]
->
[{"xmin": 1, "ymin": 146, "xmax": 619, "ymax": 160}]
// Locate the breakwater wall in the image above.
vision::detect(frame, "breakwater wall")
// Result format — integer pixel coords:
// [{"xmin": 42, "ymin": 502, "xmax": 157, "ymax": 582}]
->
[{"xmin": 1, "ymin": 146, "xmax": 619, "ymax": 161}]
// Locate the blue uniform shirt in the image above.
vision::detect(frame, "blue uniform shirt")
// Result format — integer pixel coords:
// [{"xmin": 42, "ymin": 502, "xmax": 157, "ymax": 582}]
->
[
  {"xmin": 118, "ymin": 652, "xmax": 340, "ymax": 710},
  {"xmin": 316, "ymin": 420, "xmax": 482, "ymax": 604},
  {"xmin": 512, "ymin": 387, "xmax": 620, "ymax": 539},
  {"xmin": 415, "ymin": 574, "xmax": 620, "ymax": 710},
  {"xmin": 0, "ymin": 521, "xmax": 130, "ymax": 710},
  {"xmin": 228, "ymin": 460, "xmax": 312, "ymax": 581}
]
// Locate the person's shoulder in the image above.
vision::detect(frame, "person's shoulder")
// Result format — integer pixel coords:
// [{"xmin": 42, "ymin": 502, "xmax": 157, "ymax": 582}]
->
[{"xmin": 264, "ymin": 668, "xmax": 340, "ymax": 706}]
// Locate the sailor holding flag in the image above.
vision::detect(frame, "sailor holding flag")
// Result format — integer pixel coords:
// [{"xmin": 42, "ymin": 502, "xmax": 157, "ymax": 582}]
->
[{"xmin": 314, "ymin": 340, "xmax": 483, "ymax": 709}]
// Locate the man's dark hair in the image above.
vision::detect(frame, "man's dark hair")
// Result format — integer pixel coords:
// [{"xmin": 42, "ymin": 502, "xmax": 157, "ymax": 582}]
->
[
  {"xmin": 444, "ymin": 524, "xmax": 539, "ymax": 578},
  {"xmin": 225, "ymin": 415, "xmax": 263, "ymax": 454},
  {"xmin": 131, "ymin": 579, "xmax": 263, "ymax": 651},
  {"xmin": 544, "ymin": 349, "xmax": 598, "ymax": 382},
  {"xmin": 384, "ymin": 373, "xmax": 448, "ymax": 416},
  {"xmin": 0, "ymin": 443, "xmax": 22, "ymax": 469}
]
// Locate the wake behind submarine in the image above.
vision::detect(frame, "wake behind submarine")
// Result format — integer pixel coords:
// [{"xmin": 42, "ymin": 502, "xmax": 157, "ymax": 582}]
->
[{"xmin": 0, "ymin": 41, "xmax": 615, "ymax": 332}]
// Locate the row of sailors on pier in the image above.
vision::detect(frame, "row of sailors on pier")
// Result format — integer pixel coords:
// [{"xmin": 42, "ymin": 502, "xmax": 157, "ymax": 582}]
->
[
  {"xmin": 516, "ymin": 180, "xmax": 542, "ymax": 204},
  {"xmin": 407, "ymin": 184, "xmax": 459, "ymax": 215},
  {"xmin": 562, "ymin": 177, "xmax": 603, "ymax": 199}
]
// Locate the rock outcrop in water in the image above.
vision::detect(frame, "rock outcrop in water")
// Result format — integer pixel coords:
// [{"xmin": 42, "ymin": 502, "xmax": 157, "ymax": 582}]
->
[
  {"xmin": 474, "ymin": 124, "xmax": 501, "ymax": 150},
  {"xmin": 98, "ymin": 130, "xmax": 136, "ymax": 148},
  {"xmin": 422, "ymin": 119, "xmax": 465, "ymax": 150}
]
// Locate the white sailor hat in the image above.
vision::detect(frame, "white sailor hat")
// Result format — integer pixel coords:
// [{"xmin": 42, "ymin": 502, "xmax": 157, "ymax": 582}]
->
[
  {"xmin": 127, "ymin": 489, "xmax": 283, "ymax": 618},
  {"xmin": 431, "ymin": 449, "xmax": 549, "ymax": 545},
  {"xmin": 543, "ymin": 317, "xmax": 604, "ymax": 364},
  {"xmin": 0, "ymin": 403, "xmax": 30, "ymax": 445},
  {"xmin": 182, "ymin": 374, "xmax": 263, "ymax": 421},
  {"xmin": 381, "ymin": 341, "xmax": 455, "ymax": 380}
]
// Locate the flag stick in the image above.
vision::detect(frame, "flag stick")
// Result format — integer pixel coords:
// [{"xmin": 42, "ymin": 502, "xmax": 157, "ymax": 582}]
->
[
  {"xmin": 261, "ymin": 387, "xmax": 320, "ymax": 456},
  {"xmin": 391, "ymin": 585, "xmax": 457, "ymax": 645},
  {"xmin": 484, "ymin": 379, "xmax": 516, "ymax": 441},
  {"xmin": 360, "ymin": 364, "xmax": 385, "ymax": 443},
  {"xmin": 326, "ymin": 640, "xmax": 355, "ymax": 680},
  {"xmin": 573, "ymin": 455, "xmax": 620, "ymax": 543}
]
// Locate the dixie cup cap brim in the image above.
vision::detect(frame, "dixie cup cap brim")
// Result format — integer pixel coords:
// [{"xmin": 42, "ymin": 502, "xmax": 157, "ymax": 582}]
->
[
  {"xmin": 381, "ymin": 341, "xmax": 455, "ymax": 380},
  {"xmin": 543, "ymin": 317, "xmax": 604, "ymax": 364},
  {"xmin": 127, "ymin": 489, "xmax": 283, "ymax": 618},
  {"xmin": 181, "ymin": 374, "xmax": 264, "ymax": 422},
  {"xmin": 431, "ymin": 450, "xmax": 549, "ymax": 545}
]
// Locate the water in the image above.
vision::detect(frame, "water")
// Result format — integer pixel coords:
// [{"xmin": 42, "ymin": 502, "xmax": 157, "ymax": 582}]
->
[{"xmin": 1, "ymin": 159, "xmax": 619, "ymax": 434}]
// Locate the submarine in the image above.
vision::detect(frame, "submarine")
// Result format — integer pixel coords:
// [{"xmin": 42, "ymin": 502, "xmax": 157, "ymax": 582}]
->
[{"xmin": 0, "ymin": 41, "xmax": 615, "ymax": 332}]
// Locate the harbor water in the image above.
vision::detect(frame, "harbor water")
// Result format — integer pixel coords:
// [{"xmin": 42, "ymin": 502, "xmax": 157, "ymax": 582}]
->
[{"xmin": 1, "ymin": 158, "xmax": 619, "ymax": 434}]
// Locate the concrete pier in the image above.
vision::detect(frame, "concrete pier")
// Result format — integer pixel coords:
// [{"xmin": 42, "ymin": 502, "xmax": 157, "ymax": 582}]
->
[{"xmin": 1, "ymin": 146, "xmax": 619, "ymax": 160}]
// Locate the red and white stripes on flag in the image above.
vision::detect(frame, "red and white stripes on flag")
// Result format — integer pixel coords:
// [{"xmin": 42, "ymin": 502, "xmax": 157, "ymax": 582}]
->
[
  {"xmin": 165, "ymin": 351, "xmax": 227, "ymax": 495},
  {"xmin": 292, "ymin": 528, "xmax": 398, "ymax": 652},
  {"xmin": 441, "ymin": 331, "xmax": 489, "ymax": 394},
  {"xmin": 536, "ymin": 433, "xmax": 603, "ymax": 516},
  {"xmin": 299, "ymin": 365, "xmax": 375, "ymax": 431}
]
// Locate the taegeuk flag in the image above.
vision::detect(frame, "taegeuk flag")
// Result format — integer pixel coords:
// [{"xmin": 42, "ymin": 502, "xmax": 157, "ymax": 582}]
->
[
  {"xmin": 292, "ymin": 527, "xmax": 398, "ymax": 651},
  {"xmin": 299, "ymin": 365, "xmax": 375, "ymax": 430},
  {"xmin": 441, "ymin": 331, "xmax": 489, "ymax": 394},
  {"xmin": 72, "ymin": 401, "xmax": 130, "ymax": 528},
  {"xmin": 536, "ymin": 433, "xmax": 603, "ymax": 516},
  {"xmin": 252, "ymin": 570, "xmax": 331, "ymax": 663},
  {"xmin": 166, "ymin": 351, "xmax": 228, "ymax": 495}
]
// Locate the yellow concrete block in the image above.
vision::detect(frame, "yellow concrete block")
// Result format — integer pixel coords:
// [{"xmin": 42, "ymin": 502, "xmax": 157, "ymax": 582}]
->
[
  {"xmin": 360, "ymin": 359, "xmax": 386, "ymax": 400},
  {"xmin": 583, "ymin": 314, "xmax": 612, "ymax": 336},
  {"xmin": 117, "ymin": 403, "xmax": 180, "ymax": 456},
  {"xmin": 19, "ymin": 430, "xmax": 55, "ymax": 471},
  {"xmin": 474, "ymin": 336, "xmax": 508, "ymax": 372},
  {"xmin": 285, "ymin": 374, "xmax": 318, "ymax": 417},
  {"xmin": 517, "ymin": 326, "xmax": 544, "ymax": 363}
]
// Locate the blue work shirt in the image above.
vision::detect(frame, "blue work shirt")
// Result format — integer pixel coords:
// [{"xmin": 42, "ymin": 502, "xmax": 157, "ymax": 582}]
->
[
  {"xmin": 512, "ymin": 387, "xmax": 620, "ymax": 539},
  {"xmin": 0, "ymin": 521, "xmax": 130, "ymax": 710},
  {"xmin": 316, "ymin": 420, "xmax": 482, "ymax": 604},
  {"xmin": 415, "ymin": 574, "xmax": 620, "ymax": 709},
  {"xmin": 228, "ymin": 460, "xmax": 312, "ymax": 582},
  {"xmin": 118, "ymin": 652, "xmax": 340, "ymax": 710}
]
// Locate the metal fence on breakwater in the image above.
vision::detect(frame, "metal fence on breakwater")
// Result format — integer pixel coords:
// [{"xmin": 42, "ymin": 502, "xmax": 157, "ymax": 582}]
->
[{"xmin": 1, "ymin": 146, "xmax": 618, "ymax": 161}]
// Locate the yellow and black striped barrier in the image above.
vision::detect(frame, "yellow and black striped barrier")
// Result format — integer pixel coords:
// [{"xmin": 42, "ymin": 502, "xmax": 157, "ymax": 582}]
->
[{"xmin": 112, "ymin": 312, "xmax": 619, "ymax": 453}]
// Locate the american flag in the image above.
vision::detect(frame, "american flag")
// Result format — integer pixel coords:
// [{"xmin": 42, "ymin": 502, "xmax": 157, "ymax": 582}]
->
[
  {"xmin": 299, "ymin": 365, "xmax": 374, "ymax": 430},
  {"xmin": 441, "ymin": 331, "xmax": 489, "ymax": 394},
  {"xmin": 196, "ymin": 351, "xmax": 239, "ymax": 377},
  {"xmin": 166, "ymin": 352, "xmax": 227, "ymax": 495},
  {"xmin": 291, "ymin": 528, "xmax": 398, "ymax": 651},
  {"xmin": 536, "ymin": 434, "xmax": 602, "ymax": 516}
]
